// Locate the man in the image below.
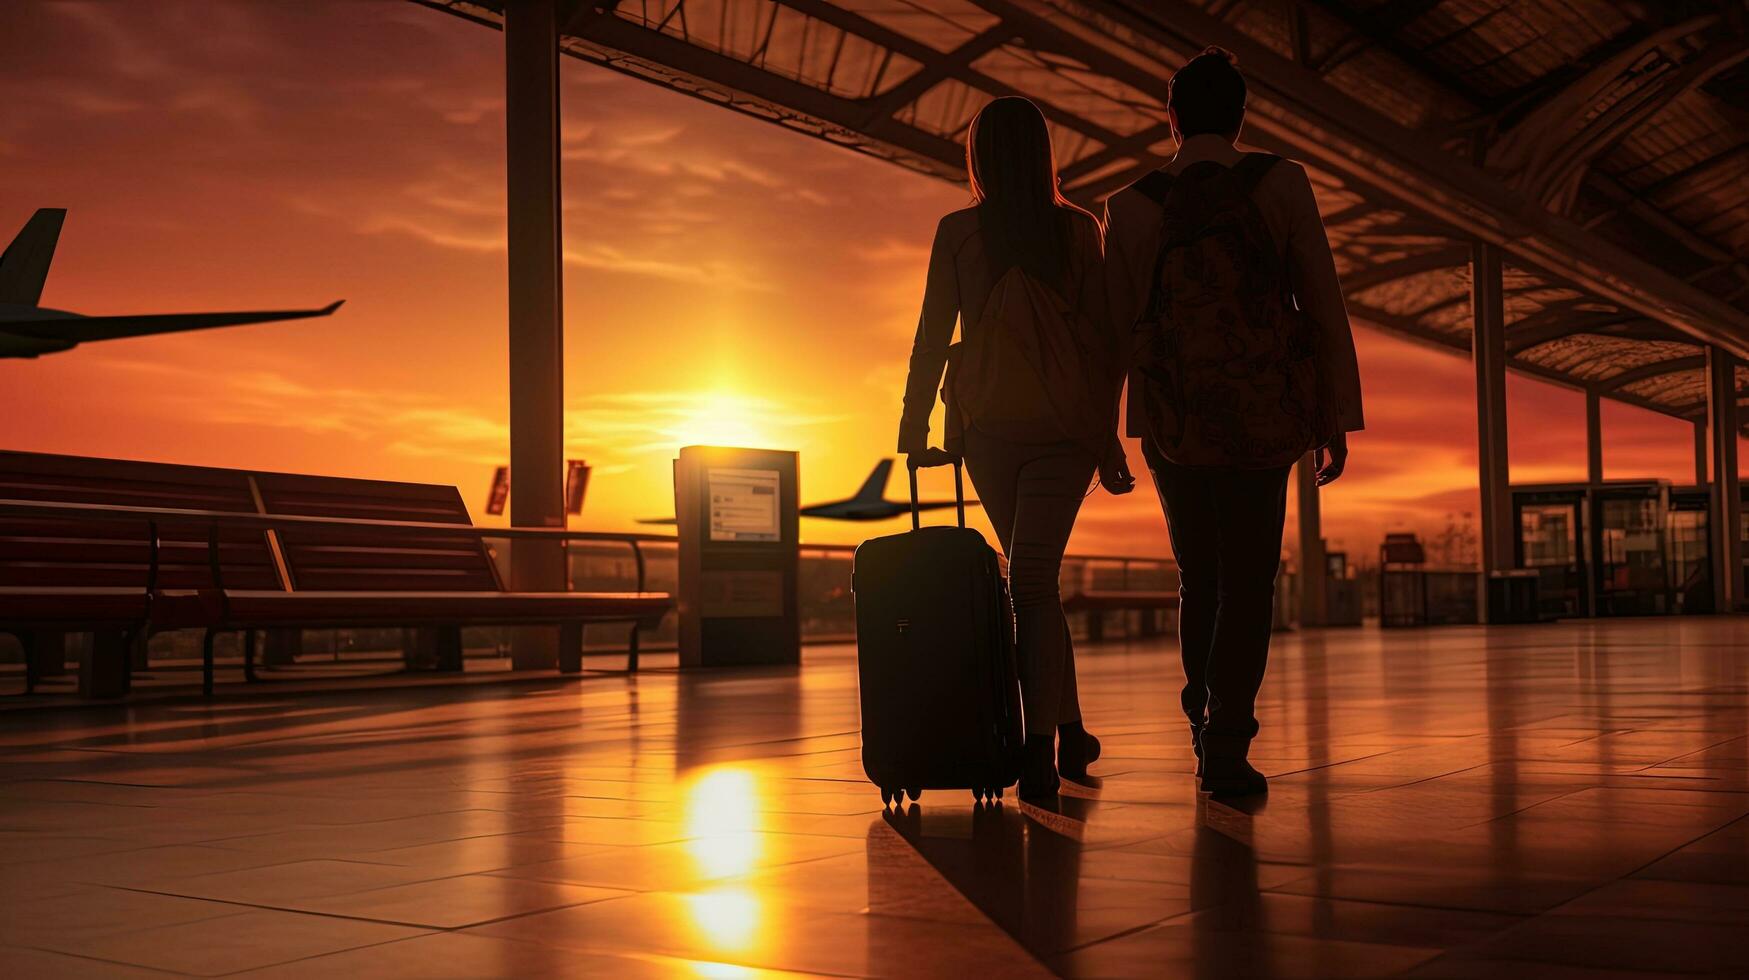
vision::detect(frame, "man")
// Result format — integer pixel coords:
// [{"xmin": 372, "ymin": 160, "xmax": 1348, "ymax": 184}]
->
[{"xmin": 1104, "ymin": 47, "xmax": 1365, "ymax": 797}]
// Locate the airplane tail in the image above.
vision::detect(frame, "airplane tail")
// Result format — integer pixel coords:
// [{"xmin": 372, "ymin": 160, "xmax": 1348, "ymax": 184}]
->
[
  {"xmin": 0, "ymin": 208, "xmax": 65, "ymax": 306},
  {"xmin": 853, "ymin": 459, "xmax": 894, "ymax": 504}
]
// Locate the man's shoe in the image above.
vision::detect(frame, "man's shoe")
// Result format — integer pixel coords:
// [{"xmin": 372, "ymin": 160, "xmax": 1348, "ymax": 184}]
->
[
  {"xmin": 1198, "ymin": 733, "xmax": 1266, "ymax": 798},
  {"xmin": 1058, "ymin": 722, "xmax": 1101, "ymax": 781},
  {"xmin": 1019, "ymin": 736, "xmax": 1060, "ymax": 800}
]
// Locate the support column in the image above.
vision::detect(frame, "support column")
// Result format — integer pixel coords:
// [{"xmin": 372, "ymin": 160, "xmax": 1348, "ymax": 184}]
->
[
  {"xmin": 1693, "ymin": 419, "xmax": 1709, "ymax": 486},
  {"xmin": 1585, "ymin": 391, "xmax": 1603, "ymax": 486},
  {"xmin": 1472, "ymin": 243, "xmax": 1513, "ymax": 591},
  {"xmin": 1706, "ymin": 347, "xmax": 1742, "ymax": 612},
  {"xmin": 1296, "ymin": 454, "xmax": 1325, "ymax": 627},
  {"xmin": 505, "ymin": 0, "xmax": 567, "ymax": 669}
]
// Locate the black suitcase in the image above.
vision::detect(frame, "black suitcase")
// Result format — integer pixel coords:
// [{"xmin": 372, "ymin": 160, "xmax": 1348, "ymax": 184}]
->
[{"xmin": 851, "ymin": 461, "xmax": 1023, "ymax": 806}]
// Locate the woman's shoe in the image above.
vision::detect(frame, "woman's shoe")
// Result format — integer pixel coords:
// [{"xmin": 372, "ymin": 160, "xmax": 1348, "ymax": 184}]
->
[
  {"xmin": 1198, "ymin": 733, "xmax": 1266, "ymax": 798},
  {"xmin": 1191, "ymin": 723, "xmax": 1204, "ymax": 778},
  {"xmin": 1058, "ymin": 721, "xmax": 1101, "ymax": 781},
  {"xmin": 1019, "ymin": 736, "xmax": 1060, "ymax": 799}
]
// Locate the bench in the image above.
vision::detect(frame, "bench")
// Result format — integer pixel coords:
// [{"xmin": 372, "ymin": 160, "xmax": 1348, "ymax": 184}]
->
[
  {"xmin": 1062, "ymin": 590, "xmax": 1180, "ymax": 641},
  {"xmin": 0, "ymin": 452, "xmax": 273, "ymax": 695},
  {"xmin": 0, "ymin": 451, "xmax": 672, "ymax": 696}
]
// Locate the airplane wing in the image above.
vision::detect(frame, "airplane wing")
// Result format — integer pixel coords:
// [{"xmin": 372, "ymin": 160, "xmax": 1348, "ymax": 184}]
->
[{"xmin": 5, "ymin": 300, "xmax": 344, "ymax": 343}]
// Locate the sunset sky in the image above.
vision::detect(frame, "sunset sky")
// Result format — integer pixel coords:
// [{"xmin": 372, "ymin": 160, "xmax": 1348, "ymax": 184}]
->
[{"xmin": 0, "ymin": 1, "xmax": 1716, "ymax": 561}]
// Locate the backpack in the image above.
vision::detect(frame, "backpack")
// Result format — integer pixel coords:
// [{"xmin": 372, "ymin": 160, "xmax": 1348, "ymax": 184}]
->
[
  {"xmin": 1132, "ymin": 154, "xmax": 1331, "ymax": 469},
  {"xmin": 942, "ymin": 261, "xmax": 1121, "ymax": 465}
]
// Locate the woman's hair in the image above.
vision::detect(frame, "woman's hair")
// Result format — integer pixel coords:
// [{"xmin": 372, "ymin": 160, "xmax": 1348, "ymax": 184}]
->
[{"xmin": 966, "ymin": 96, "xmax": 1099, "ymax": 288}]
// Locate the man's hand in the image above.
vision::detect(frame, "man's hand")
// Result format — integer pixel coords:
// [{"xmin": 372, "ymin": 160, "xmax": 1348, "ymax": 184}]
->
[
  {"xmin": 1314, "ymin": 431, "xmax": 1348, "ymax": 486},
  {"xmin": 1100, "ymin": 452, "xmax": 1136, "ymax": 495},
  {"xmin": 907, "ymin": 447, "xmax": 958, "ymax": 469}
]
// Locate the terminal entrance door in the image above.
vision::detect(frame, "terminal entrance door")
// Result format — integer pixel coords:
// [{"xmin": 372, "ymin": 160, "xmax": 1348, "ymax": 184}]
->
[
  {"xmin": 1668, "ymin": 488, "xmax": 1712, "ymax": 614},
  {"xmin": 1515, "ymin": 491, "xmax": 1588, "ymax": 618},
  {"xmin": 1595, "ymin": 487, "xmax": 1669, "ymax": 616}
]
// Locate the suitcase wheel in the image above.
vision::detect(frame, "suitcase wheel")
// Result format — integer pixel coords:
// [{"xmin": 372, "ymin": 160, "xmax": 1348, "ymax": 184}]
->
[{"xmin": 906, "ymin": 787, "xmax": 921, "ymax": 802}]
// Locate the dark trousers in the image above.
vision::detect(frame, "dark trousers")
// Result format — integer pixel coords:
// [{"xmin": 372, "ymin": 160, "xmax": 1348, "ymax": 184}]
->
[
  {"xmin": 963, "ymin": 429, "xmax": 1096, "ymax": 736},
  {"xmin": 1145, "ymin": 441, "xmax": 1292, "ymax": 741}
]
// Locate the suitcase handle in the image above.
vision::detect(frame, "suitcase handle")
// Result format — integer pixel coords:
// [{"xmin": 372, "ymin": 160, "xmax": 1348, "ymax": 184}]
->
[{"xmin": 908, "ymin": 457, "xmax": 966, "ymax": 530}]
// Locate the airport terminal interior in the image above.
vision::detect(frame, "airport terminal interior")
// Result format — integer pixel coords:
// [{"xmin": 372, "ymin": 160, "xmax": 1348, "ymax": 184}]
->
[{"xmin": 4, "ymin": 0, "xmax": 1749, "ymax": 976}]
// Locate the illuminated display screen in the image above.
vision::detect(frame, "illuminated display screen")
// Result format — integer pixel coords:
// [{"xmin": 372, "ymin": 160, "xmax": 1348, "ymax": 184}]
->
[{"xmin": 708, "ymin": 467, "xmax": 781, "ymax": 542}]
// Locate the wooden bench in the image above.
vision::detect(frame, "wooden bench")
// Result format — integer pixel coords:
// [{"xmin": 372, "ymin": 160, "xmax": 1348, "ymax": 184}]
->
[
  {"xmin": 0, "ymin": 452, "xmax": 274, "ymax": 695},
  {"xmin": 1063, "ymin": 590, "xmax": 1180, "ymax": 641},
  {"xmin": 0, "ymin": 451, "xmax": 672, "ymax": 696}
]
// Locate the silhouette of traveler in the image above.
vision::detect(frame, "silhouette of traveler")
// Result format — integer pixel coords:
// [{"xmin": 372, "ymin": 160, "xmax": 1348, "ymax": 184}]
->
[
  {"xmin": 898, "ymin": 96, "xmax": 1135, "ymax": 800},
  {"xmin": 1104, "ymin": 48, "xmax": 1365, "ymax": 797}
]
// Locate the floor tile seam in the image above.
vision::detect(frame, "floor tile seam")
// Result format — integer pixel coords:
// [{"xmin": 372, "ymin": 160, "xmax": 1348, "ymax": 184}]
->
[
  {"xmin": 98, "ymin": 879, "xmax": 626, "ymax": 933},
  {"xmin": 1253, "ymin": 884, "xmax": 1542, "ymax": 922},
  {"xmin": 9, "ymin": 940, "xmax": 194, "ymax": 976}
]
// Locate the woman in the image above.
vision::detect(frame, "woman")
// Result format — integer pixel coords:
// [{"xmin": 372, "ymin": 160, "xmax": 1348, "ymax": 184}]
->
[{"xmin": 897, "ymin": 96, "xmax": 1134, "ymax": 799}]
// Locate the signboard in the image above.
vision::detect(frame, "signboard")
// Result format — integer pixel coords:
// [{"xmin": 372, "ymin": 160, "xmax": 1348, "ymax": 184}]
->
[
  {"xmin": 707, "ymin": 467, "xmax": 781, "ymax": 542},
  {"xmin": 565, "ymin": 459, "xmax": 590, "ymax": 515},
  {"xmin": 486, "ymin": 465, "xmax": 509, "ymax": 516}
]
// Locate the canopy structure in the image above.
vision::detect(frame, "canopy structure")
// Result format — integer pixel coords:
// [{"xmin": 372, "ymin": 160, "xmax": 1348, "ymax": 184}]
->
[
  {"xmin": 420, "ymin": 0, "xmax": 1749, "ymax": 427},
  {"xmin": 414, "ymin": 0, "xmax": 1749, "ymax": 616}
]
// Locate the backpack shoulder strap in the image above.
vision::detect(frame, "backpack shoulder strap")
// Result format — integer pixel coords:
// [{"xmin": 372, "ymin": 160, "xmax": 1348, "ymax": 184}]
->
[
  {"xmin": 1132, "ymin": 170, "xmax": 1175, "ymax": 208},
  {"xmin": 1230, "ymin": 153, "xmax": 1283, "ymax": 196}
]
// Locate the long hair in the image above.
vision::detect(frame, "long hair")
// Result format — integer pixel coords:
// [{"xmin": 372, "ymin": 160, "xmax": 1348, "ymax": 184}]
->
[{"xmin": 967, "ymin": 97, "xmax": 1098, "ymax": 290}]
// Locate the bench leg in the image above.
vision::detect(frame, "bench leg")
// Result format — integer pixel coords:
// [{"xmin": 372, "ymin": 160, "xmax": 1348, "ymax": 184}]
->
[
  {"xmin": 558, "ymin": 623, "xmax": 584, "ymax": 674},
  {"xmin": 627, "ymin": 623, "xmax": 640, "ymax": 673},
  {"xmin": 262, "ymin": 628, "xmax": 300, "ymax": 666},
  {"xmin": 402, "ymin": 627, "xmax": 463, "ymax": 672},
  {"xmin": 202, "ymin": 628, "xmax": 218, "ymax": 697},
  {"xmin": 244, "ymin": 630, "xmax": 259, "ymax": 683},
  {"xmin": 1087, "ymin": 611, "xmax": 1105, "ymax": 643},
  {"xmin": 21, "ymin": 631, "xmax": 68, "ymax": 694},
  {"xmin": 81, "ymin": 631, "xmax": 130, "ymax": 700}
]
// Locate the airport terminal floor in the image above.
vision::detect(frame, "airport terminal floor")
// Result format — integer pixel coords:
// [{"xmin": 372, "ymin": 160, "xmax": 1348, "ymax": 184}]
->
[{"xmin": 2, "ymin": 620, "xmax": 1747, "ymax": 978}]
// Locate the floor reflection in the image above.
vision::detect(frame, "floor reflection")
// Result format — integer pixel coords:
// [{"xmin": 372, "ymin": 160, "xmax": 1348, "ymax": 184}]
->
[{"xmin": 3, "ymin": 619, "xmax": 1747, "ymax": 977}]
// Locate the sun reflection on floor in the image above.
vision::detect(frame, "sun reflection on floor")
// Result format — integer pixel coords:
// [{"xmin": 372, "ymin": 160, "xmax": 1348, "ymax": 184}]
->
[{"xmin": 682, "ymin": 767, "xmax": 766, "ymax": 956}]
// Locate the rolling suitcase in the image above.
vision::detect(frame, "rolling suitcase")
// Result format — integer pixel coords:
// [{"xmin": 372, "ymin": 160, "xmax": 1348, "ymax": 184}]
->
[{"xmin": 852, "ymin": 460, "xmax": 1023, "ymax": 806}]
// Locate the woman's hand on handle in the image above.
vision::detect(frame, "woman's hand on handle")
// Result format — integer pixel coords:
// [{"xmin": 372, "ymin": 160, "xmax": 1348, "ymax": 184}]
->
[
  {"xmin": 907, "ymin": 447, "xmax": 959, "ymax": 469},
  {"xmin": 1314, "ymin": 431, "xmax": 1349, "ymax": 486}
]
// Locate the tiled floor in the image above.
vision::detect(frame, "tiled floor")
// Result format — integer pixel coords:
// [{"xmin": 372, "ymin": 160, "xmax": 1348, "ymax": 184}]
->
[{"xmin": 2, "ymin": 618, "xmax": 1747, "ymax": 977}]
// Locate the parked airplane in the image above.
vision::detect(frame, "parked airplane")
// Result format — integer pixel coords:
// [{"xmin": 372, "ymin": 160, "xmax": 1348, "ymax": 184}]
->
[
  {"xmin": 638, "ymin": 459, "xmax": 970, "ymax": 524},
  {"xmin": 0, "ymin": 208, "xmax": 342, "ymax": 358}
]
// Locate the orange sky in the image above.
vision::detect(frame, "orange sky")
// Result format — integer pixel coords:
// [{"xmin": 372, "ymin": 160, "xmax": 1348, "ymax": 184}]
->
[{"xmin": 0, "ymin": 1, "xmax": 1717, "ymax": 561}]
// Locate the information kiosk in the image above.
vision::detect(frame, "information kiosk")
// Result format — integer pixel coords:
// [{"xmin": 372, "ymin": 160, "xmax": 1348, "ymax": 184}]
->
[{"xmin": 674, "ymin": 445, "xmax": 801, "ymax": 667}]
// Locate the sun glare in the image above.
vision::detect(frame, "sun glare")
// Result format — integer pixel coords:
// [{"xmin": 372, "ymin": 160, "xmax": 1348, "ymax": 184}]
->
[{"xmin": 666, "ymin": 390, "xmax": 780, "ymax": 449}]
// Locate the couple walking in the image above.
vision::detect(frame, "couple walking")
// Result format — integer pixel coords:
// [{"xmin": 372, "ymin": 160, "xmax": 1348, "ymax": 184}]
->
[{"xmin": 896, "ymin": 49, "xmax": 1365, "ymax": 800}]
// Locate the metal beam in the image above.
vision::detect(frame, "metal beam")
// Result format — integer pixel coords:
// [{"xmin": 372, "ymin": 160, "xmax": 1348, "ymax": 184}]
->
[
  {"xmin": 1586, "ymin": 390, "xmax": 1603, "ymax": 485},
  {"xmin": 1596, "ymin": 354, "xmax": 1708, "ymax": 392},
  {"xmin": 564, "ymin": 13, "xmax": 968, "ymax": 181},
  {"xmin": 1338, "ymin": 245, "xmax": 1468, "ymax": 293},
  {"xmin": 1693, "ymin": 418, "xmax": 1709, "ymax": 486},
  {"xmin": 505, "ymin": 0, "xmax": 566, "ymax": 669},
  {"xmin": 1036, "ymin": 0, "xmax": 1749, "ymax": 360},
  {"xmin": 1473, "ymin": 242, "xmax": 1513, "ymax": 582},
  {"xmin": 1505, "ymin": 309, "xmax": 1653, "ymax": 354},
  {"xmin": 1706, "ymin": 346, "xmax": 1743, "ymax": 611},
  {"xmin": 859, "ymin": 23, "xmax": 1013, "ymax": 123},
  {"xmin": 1486, "ymin": 19, "xmax": 1745, "ymax": 212}
]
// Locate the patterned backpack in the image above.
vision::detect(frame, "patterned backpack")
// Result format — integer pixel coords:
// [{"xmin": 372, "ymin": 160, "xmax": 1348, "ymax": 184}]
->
[{"xmin": 1132, "ymin": 154, "xmax": 1330, "ymax": 469}]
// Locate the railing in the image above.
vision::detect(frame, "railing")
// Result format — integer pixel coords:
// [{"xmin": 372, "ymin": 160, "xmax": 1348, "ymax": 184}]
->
[{"xmin": 0, "ymin": 499, "xmax": 1179, "ymax": 675}]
